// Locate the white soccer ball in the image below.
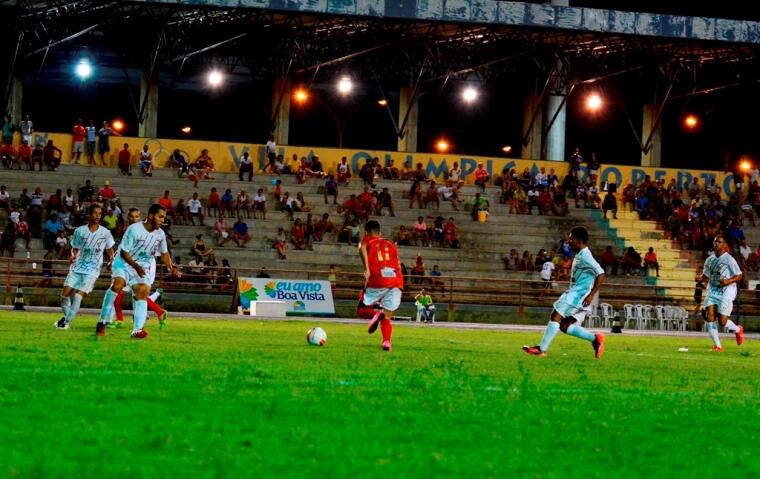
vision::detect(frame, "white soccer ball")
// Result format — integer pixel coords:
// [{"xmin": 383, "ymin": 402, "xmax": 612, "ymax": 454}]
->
[{"xmin": 306, "ymin": 327, "xmax": 327, "ymax": 346}]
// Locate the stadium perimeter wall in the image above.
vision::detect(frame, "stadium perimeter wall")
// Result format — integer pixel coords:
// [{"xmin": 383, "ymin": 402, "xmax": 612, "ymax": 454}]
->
[{"xmin": 27, "ymin": 131, "xmax": 741, "ymax": 197}]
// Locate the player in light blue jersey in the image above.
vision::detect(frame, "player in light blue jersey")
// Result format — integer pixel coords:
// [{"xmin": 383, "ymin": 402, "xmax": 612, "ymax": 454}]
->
[
  {"xmin": 55, "ymin": 204, "xmax": 115, "ymax": 330},
  {"xmin": 95, "ymin": 204, "xmax": 179, "ymax": 338},
  {"xmin": 699, "ymin": 235, "xmax": 745, "ymax": 351},
  {"xmin": 523, "ymin": 226, "xmax": 606, "ymax": 358}
]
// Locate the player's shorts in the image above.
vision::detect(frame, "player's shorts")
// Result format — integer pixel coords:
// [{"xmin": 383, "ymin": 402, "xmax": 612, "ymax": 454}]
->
[
  {"xmin": 112, "ymin": 260, "xmax": 156, "ymax": 287},
  {"xmin": 553, "ymin": 296, "xmax": 590, "ymax": 323},
  {"xmin": 362, "ymin": 287, "xmax": 402, "ymax": 312},
  {"xmin": 703, "ymin": 289, "xmax": 736, "ymax": 317},
  {"xmin": 98, "ymin": 141, "xmax": 110, "ymax": 153},
  {"xmin": 64, "ymin": 271, "xmax": 98, "ymax": 294},
  {"xmin": 139, "ymin": 160, "xmax": 152, "ymax": 170},
  {"xmin": 87, "ymin": 141, "xmax": 96, "ymax": 154},
  {"xmin": 72, "ymin": 141, "xmax": 84, "ymax": 153}
]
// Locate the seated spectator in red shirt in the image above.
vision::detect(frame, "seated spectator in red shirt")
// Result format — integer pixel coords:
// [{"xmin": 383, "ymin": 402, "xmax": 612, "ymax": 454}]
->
[
  {"xmin": 644, "ymin": 247, "xmax": 660, "ymax": 277},
  {"xmin": 16, "ymin": 141, "xmax": 32, "ymax": 171},
  {"xmin": 117, "ymin": 143, "xmax": 132, "ymax": 176},
  {"xmin": 621, "ymin": 247, "xmax": 642, "ymax": 276},
  {"xmin": 100, "ymin": 180, "xmax": 117, "ymax": 201},
  {"xmin": 1, "ymin": 141, "xmax": 15, "ymax": 169},
  {"xmin": 537, "ymin": 187, "xmax": 553, "ymax": 215},
  {"xmin": 207, "ymin": 187, "xmax": 221, "ymax": 217},
  {"xmin": 313, "ymin": 213, "xmax": 334, "ymax": 241},
  {"xmin": 473, "ymin": 163, "xmax": 490, "ymax": 191},
  {"xmin": 43, "ymin": 140, "xmax": 62, "ymax": 171},
  {"xmin": 291, "ymin": 218, "xmax": 307, "ymax": 250},
  {"xmin": 158, "ymin": 190, "xmax": 174, "ymax": 220},
  {"xmin": 410, "ymin": 255, "xmax": 425, "ymax": 284},
  {"xmin": 442, "ymin": 217, "xmax": 459, "ymax": 248},
  {"xmin": 600, "ymin": 245, "xmax": 618, "ymax": 275}
]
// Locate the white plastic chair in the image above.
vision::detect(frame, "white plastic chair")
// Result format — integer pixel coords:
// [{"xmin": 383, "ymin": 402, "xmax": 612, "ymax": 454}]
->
[
  {"xmin": 600, "ymin": 303, "xmax": 616, "ymax": 328},
  {"xmin": 640, "ymin": 304, "xmax": 655, "ymax": 330},
  {"xmin": 623, "ymin": 304, "xmax": 638, "ymax": 329},
  {"xmin": 587, "ymin": 304, "xmax": 600, "ymax": 328}
]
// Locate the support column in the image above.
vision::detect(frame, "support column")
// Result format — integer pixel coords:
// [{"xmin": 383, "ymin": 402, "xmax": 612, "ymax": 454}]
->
[
  {"xmin": 398, "ymin": 85, "xmax": 418, "ymax": 153},
  {"xmin": 641, "ymin": 103, "xmax": 662, "ymax": 167},
  {"xmin": 272, "ymin": 77, "xmax": 290, "ymax": 146},
  {"xmin": 138, "ymin": 70, "xmax": 158, "ymax": 138},
  {"xmin": 545, "ymin": 94, "xmax": 566, "ymax": 162},
  {"xmin": 521, "ymin": 94, "xmax": 542, "ymax": 160},
  {"xmin": 6, "ymin": 74, "xmax": 23, "ymax": 124}
]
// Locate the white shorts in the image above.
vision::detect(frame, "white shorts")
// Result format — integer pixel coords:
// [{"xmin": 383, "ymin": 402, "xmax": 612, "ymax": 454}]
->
[
  {"xmin": 112, "ymin": 260, "xmax": 156, "ymax": 287},
  {"xmin": 703, "ymin": 290, "xmax": 736, "ymax": 317},
  {"xmin": 363, "ymin": 287, "xmax": 402, "ymax": 312},
  {"xmin": 64, "ymin": 271, "xmax": 98, "ymax": 294},
  {"xmin": 553, "ymin": 298, "xmax": 590, "ymax": 323},
  {"xmin": 73, "ymin": 141, "xmax": 84, "ymax": 153}
]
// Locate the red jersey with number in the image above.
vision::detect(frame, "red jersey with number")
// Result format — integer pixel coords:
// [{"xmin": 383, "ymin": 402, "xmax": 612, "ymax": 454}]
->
[{"xmin": 364, "ymin": 236, "xmax": 403, "ymax": 289}]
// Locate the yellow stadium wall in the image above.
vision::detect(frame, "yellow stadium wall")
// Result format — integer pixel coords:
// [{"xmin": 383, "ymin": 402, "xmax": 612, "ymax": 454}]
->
[{"xmin": 31, "ymin": 131, "xmax": 740, "ymax": 196}]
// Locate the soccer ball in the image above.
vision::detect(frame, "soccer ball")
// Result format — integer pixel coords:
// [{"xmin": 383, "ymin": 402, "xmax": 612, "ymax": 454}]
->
[{"xmin": 306, "ymin": 327, "xmax": 327, "ymax": 346}]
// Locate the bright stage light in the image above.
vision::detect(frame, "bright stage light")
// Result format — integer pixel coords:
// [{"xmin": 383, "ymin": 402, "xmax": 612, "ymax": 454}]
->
[
  {"xmin": 75, "ymin": 59, "xmax": 92, "ymax": 80},
  {"xmin": 112, "ymin": 120, "xmax": 124, "ymax": 132}
]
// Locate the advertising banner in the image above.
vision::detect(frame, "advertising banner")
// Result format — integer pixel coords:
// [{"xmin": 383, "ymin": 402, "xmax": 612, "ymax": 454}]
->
[{"xmin": 238, "ymin": 277, "xmax": 335, "ymax": 316}]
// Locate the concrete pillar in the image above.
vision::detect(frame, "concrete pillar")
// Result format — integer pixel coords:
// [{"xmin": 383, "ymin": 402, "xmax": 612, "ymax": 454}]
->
[
  {"xmin": 272, "ymin": 77, "xmax": 290, "ymax": 146},
  {"xmin": 521, "ymin": 94, "xmax": 543, "ymax": 160},
  {"xmin": 641, "ymin": 103, "xmax": 662, "ymax": 167},
  {"xmin": 398, "ymin": 85, "xmax": 419, "ymax": 153},
  {"xmin": 138, "ymin": 70, "xmax": 158, "ymax": 138},
  {"xmin": 545, "ymin": 94, "xmax": 566, "ymax": 162},
  {"xmin": 6, "ymin": 74, "xmax": 23, "ymax": 124}
]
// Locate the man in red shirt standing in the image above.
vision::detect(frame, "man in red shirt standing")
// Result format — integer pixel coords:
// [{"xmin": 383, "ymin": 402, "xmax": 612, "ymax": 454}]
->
[
  {"xmin": 117, "ymin": 143, "xmax": 132, "ymax": 176},
  {"xmin": 359, "ymin": 220, "xmax": 403, "ymax": 352},
  {"xmin": 72, "ymin": 119, "xmax": 86, "ymax": 164},
  {"xmin": 644, "ymin": 247, "xmax": 660, "ymax": 277}
]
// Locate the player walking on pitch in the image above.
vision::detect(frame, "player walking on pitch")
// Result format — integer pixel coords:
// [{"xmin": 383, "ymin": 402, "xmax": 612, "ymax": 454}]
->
[
  {"xmin": 107, "ymin": 207, "xmax": 168, "ymax": 329},
  {"xmin": 699, "ymin": 235, "xmax": 745, "ymax": 351},
  {"xmin": 95, "ymin": 204, "xmax": 179, "ymax": 338},
  {"xmin": 523, "ymin": 226, "xmax": 606, "ymax": 358},
  {"xmin": 55, "ymin": 204, "xmax": 115, "ymax": 329},
  {"xmin": 359, "ymin": 220, "xmax": 403, "ymax": 351}
]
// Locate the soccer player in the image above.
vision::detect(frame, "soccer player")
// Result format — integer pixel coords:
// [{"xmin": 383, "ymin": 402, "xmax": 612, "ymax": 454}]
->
[
  {"xmin": 107, "ymin": 207, "xmax": 168, "ymax": 329},
  {"xmin": 55, "ymin": 204, "xmax": 115, "ymax": 330},
  {"xmin": 523, "ymin": 226, "xmax": 606, "ymax": 358},
  {"xmin": 699, "ymin": 235, "xmax": 745, "ymax": 351},
  {"xmin": 359, "ymin": 220, "xmax": 403, "ymax": 351},
  {"xmin": 95, "ymin": 204, "xmax": 179, "ymax": 338}
]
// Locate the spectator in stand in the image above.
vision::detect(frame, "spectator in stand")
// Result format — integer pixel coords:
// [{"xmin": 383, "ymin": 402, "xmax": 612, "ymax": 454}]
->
[
  {"xmin": 78, "ymin": 180, "xmax": 95, "ymax": 203},
  {"xmin": 195, "ymin": 149, "xmax": 215, "ymax": 179},
  {"xmin": 0, "ymin": 221, "xmax": 16, "ymax": 256},
  {"xmin": 101, "ymin": 208, "xmax": 118, "ymax": 237},
  {"xmin": 587, "ymin": 184, "xmax": 601, "ymax": 208},
  {"xmin": 42, "ymin": 213, "xmax": 63, "ymax": 250},
  {"xmin": 1, "ymin": 140, "xmax": 15, "ymax": 169},
  {"xmin": 100, "ymin": 180, "xmax": 117, "ymax": 202},
  {"xmin": 221, "ymin": 189, "xmax": 235, "ymax": 218},
  {"xmin": 376, "ymin": 187, "xmax": 395, "ymax": 216},
  {"xmin": 383, "ymin": 159, "xmax": 399, "ymax": 180},
  {"xmin": 635, "ymin": 190, "xmax": 649, "ymax": 219},
  {"xmin": 336, "ymin": 156, "xmax": 351, "ymax": 184},
  {"xmin": 206, "ymin": 187, "xmax": 221, "ymax": 218},
  {"xmin": 602, "ymin": 191, "xmax": 618, "ymax": 219},
  {"xmin": 2, "ymin": 116, "xmax": 14, "ymax": 143},
  {"xmin": 502, "ymin": 249, "xmax": 519, "ymax": 270},
  {"xmin": 282, "ymin": 192, "xmax": 295, "ymax": 220},
  {"xmin": 737, "ymin": 238, "xmax": 753, "ymax": 270},
  {"xmin": 117, "ymin": 143, "xmax": 132, "ymax": 176},
  {"xmin": 726, "ymin": 220, "xmax": 745, "ymax": 247},
  {"xmin": 291, "ymin": 218, "xmax": 307, "ymax": 250},
  {"xmin": 471, "ymin": 192, "xmax": 490, "ymax": 221},
  {"xmin": 324, "ymin": 175, "xmax": 339, "ymax": 205},
  {"xmin": 274, "ymin": 227, "xmax": 288, "ymax": 259},
  {"xmin": 411, "ymin": 255, "xmax": 425, "ymax": 284},
  {"xmin": 311, "ymin": 155, "xmax": 326, "ymax": 178},
  {"xmin": 42, "ymin": 139, "xmax": 62, "ymax": 171},
  {"xmin": 294, "ymin": 191, "xmax": 312, "ymax": 214},
  {"xmin": 423, "ymin": 181, "xmax": 440, "ymax": 209},
  {"xmin": 394, "ymin": 225, "xmax": 412, "ymax": 246},
  {"xmin": 600, "ymin": 246, "xmax": 619, "ymax": 275},
  {"xmin": 539, "ymin": 254, "xmax": 555, "ymax": 297},
  {"xmin": 509, "ymin": 186, "xmax": 528, "ymax": 214},
  {"xmin": 644, "ymin": 247, "xmax": 660, "ymax": 277},
  {"xmin": 236, "ymin": 189, "xmax": 251, "ymax": 219},
  {"xmin": 526, "ymin": 186, "xmax": 540, "ymax": 214},
  {"xmin": 740, "ymin": 195, "xmax": 756, "ymax": 226},
  {"xmin": 174, "ymin": 198, "xmax": 188, "ymax": 225},
  {"xmin": 138, "ymin": 144, "xmax": 153, "ymax": 176},
  {"xmin": 187, "ymin": 192, "xmax": 205, "ymax": 226},
  {"xmin": 83, "ymin": 120, "xmax": 96, "ymax": 164},
  {"xmin": 450, "ymin": 162, "xmax": 467, "ymax": 188},
  {"xmin": 412, "ymin": 216, "xmax": 429, "ymax": 247},
  {"xmin": 621, "ymin": 247, "xmax": 642, "ymax": 276},
  {"xmin": 569, "ymin": 147, "xmax": 583, "ymax": 182},
  {"xmin": 265, "ymin": 135, "xmax": 276, "ymax": 172},
  {"xmin": 313, "ymin": 213, "xmax": 334, "ymax": 242},
  {"xmin": 430, "ymin": 265, "xmax": 445, "ymax": 293},
  {"xmin": 256, "ymin": 267, "xmax": 271, "ymax": 278},
  {"xmin": 442, "ymin": 217, "xmax": 459, "ymax": 248},
  {"xmin": 16, "ymin": 140, "xmax": 32, "ymax": 170},
  {"xmin": 158, "ymin": 190, "xmax": 174, "ymax": 220},
  {"xmin": 473, "ymin": 162, "xmax": 490, "ymax": 191},
  {"xmin": 214, "ymin": 215, "xmax": 231, "ymax": 246},
  {"xmin": 232, "ymin": 217, "xmax": 252, "ymax": 247},
  {"xmin": 274, "ymin": 154, "xmax": 289, "ymax": 175},
  {"xmin": 97, "ymin": 121, "xmax": 118, "ymax": 165},
  {"xmin": 409, "ymin": 179, "xmax": 424, "ymax": 209},
  {"xmin": 537, "ymin": 187, "xmax": 553, "ymax": 215},
  {"xmin": 358, "ymin": 158, "xmax": 375, "ymax": 187},
  {"xmin": 574, "ymin": 182, "xmax": 588, "ymax": 208},
  {"xmin": 71, "ymin": 119, "xmax": 86, "ymax": 164},
  {"xmin": 15, "ymin": 215, "xmax": 31, "ymax": 250},
  {"xmin": 19, "ymin": 114, "xmax": 33, "ymax": 145},
  {"xmin": 587, "ymin": 152, "xmax": 601, "ymax": 185},
  {"xmin": 438, "ymin": 180, "xmax": 459, "ymax": 210},
  {"xmin": 36, "ymin": 250, "xmax": 55, "ymax": 286},
  {"xmin": 192, "ymin": 233, "xmax": 214, "ymax": 259},
  {"xmin": 687, "ymin": 177, "xmax": 701, "ymax": 200},
  {"xmin": 55, "ymin": 232, "xmax": 70, "ymax": 259},
  {"xmin": 252, "ymin": 188, "xmax": 267, "ymax": 219},
  {"xmin": 170, "ymin": 149, "xmax": 189, "ymax": 177},
  {"xmin": 239, "ymin": 151, "xmax": 253, "ymax": 181},
  {"xmin": 0, "ymin": 185, "xmax": 9, "ymax": 210}
]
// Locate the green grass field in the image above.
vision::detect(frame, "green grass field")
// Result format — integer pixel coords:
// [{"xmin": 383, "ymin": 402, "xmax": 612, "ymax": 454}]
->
[{"xmin": 1, "ymin": 312, "xmax": 758, "ymax": 478}]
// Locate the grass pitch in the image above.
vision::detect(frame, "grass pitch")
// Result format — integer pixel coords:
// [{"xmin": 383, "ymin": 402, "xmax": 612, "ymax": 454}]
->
[{"xmin": 1, "ymin": 312, "xmax": 758, "ymax": 478}]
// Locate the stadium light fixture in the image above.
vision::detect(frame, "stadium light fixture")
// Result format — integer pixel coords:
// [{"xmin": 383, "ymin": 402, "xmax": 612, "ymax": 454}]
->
[
  {"xmin": 207, "ymin": 69, "xmax": 224, "ymax": 88},
  {"xmin": 684, "ymin": 114, "xmax": 699, "ymax": 129},
  {"xmin": 461, "ymin": 86, "xmax": 478, "ymax": 103},
  {"xmin": 377, "ymin": 99, "xmax": 388, "ymax": 106},
  {"xmin": 436, "ymin": 139, "xmax": 450, "ymax": 153},
  {"xmin": 740, "ymin": 158, "xmax": 752, "ymax": 172},
  {"xmin": 337, "ymin": 76, "xmax": 353, "ymax": 95},
  {"xmin": 75, "ymin": 59, "xmax": 92, "ymax": 80},
  {"xmin": 112, "ymin": 119, "xmax": 125, "ymax": 132},
  {"xmin": 181, "ymin": 126, "xmax": 192, "ymax": 134},
  {"xmin": 586, "ymin": 93, "xmax": 602, "ymax": 111},
  {"xmin": 502, "ymin": 145, "xmax": 512, "ymax": 154},
  {"xmin": 293, "ymin": 88, "xmax": 309, "ymax": 104}
]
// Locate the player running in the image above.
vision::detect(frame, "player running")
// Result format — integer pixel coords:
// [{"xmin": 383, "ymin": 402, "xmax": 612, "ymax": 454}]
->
[
  {"xmin": 107, "ymin": 207, "xmax": 167, "ymax": 329},
  {"xmin": 699, "ymin": 235, "xmax": 745, "ymax": 351},
  {"xmin": 359, "ymin": 220, "xmax": 403, "ymax": 351},
  {"xmin": 55, "ymin": 204, "xmax": 115, "ymax": 330},
  {"xmin": 523, "ymin": 226, "xmax": 606, "ymax": 358},
  {"xmin": 95, "ymin": 204, "xmax": 179, "ymax": 338}
]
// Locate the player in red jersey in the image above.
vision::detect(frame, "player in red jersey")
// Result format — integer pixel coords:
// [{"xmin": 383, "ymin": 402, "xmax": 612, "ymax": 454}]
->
[
  {"xmin": 107, "ymin": 207, "xmax": 168, "ymax": 329},
  {"xmin": 359, "ymin": 220, "xmax": 403, "ymax": 351}
]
